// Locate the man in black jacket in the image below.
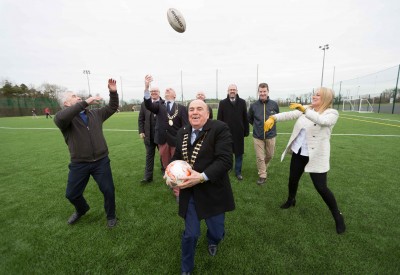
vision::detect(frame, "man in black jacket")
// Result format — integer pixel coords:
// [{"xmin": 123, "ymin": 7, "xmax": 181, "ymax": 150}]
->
[
  {"xmin": 217, "ymin": 84, "xmax": 249, "ymax": 181},
  {"xmin": 138, "ymin": 86, "xmax": 162, "ymax": 183},
  {"xmin": 54, "ymin": 79, "xmax": 119, "ymax": 228},
  {"xmin": 167, "ymin": 99, "xmax": 235, "ymax": 275},
  {"xmin": 143, "ymin": 75, "xmax": 189, "ymax": 199}
]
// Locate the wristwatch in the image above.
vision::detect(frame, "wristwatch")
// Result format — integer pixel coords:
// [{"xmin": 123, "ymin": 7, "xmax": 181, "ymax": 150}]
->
[{"xmin": 199, "ymin": 175, "xmax": 205, "ymax": 183}]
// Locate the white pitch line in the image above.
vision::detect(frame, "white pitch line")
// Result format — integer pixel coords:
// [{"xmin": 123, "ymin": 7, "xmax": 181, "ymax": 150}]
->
[
  {"xmin": 0, "ymin": 127, "xmax": 137, "ymax": 132},
  {"xmin": 0, "ymin": 127, "xmax": 398, "ymax": 137},
  {"xmin": 340, "ymin": 114, "xmax": 400, "ymax": 123},
  {"xmin": 278, "ymin": 132, "xmax": 400, "ymax": 137}
]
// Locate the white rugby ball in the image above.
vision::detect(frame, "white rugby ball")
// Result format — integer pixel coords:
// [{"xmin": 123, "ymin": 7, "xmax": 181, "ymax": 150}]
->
[
  {"xmin": 167, "ymin": 8, "xmax": 186, "ymax": 33},
  {"xmin": 165, "ymin": 160, "xmax": 192, "ymax": 186}
]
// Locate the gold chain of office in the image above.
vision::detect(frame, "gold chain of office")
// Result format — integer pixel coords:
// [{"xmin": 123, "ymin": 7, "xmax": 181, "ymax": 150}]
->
[
  {"xmin": 167, "ymin": 106, "xmax": 179, "ymax": 126},
  {"xmin": 182, "ymin": 132, "xmax": 207, "ymax": 168}
]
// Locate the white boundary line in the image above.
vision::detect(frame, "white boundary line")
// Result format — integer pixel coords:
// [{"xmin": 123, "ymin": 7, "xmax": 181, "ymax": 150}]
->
[
  {"xmin": 0, "ymin": 127, "xmax": 137, "ymax": 132},
  {"xmin": 1, "ymin": 127, "xmax": 398, "ymax": 137},
  {"xmin": 340, "ymin": 114, "xmax": 400, "ymax": 123}
]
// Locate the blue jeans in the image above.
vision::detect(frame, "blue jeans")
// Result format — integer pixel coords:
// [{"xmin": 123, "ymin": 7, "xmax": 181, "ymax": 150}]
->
[
  {"xmin": 234, "ymin": 154, "xmax": 243, "ymax": 176},
  {"xmin": 66, "ymin": 156, "xmax": 116, "ymax": 219},
  {"xmin": 181, "ymin": 197, "xmax": 225, "ymax": 273}
]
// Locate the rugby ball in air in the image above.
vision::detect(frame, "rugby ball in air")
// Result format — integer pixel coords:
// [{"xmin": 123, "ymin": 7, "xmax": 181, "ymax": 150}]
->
[
  {"xmin": 165, "ymin": 160, "xmax": 192, "ymax": 186},
  {"xmin": 167, "ymin": 8, "xmax": 186, "ymax": 33}
]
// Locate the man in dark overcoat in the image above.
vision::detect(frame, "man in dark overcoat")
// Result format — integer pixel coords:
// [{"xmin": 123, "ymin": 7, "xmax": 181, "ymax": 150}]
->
[
  {"xmin": 167, "ymin": 99, "xmax": 235, "ymax": 275},
  {"xmin": 217, "ymin": 84, "xmax": 249, "ymax": 180},
  {"xmin": 138, "ymin": 86, "xmax": 162, "ymax": 183}
]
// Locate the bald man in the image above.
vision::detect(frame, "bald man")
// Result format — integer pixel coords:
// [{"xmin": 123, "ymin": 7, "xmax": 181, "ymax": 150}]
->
[
  {"xmin": 195, "ymin": 91, "xmax": 213, "ymax": 119},
  {"xmin": 217, "ymin": 84, "xmax": 249, "ymax": 181}
]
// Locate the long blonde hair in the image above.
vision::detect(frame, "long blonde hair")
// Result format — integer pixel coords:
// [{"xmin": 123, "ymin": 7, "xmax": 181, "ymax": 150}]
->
[{"xmin": 315, "ymin": 87, "xmax": 335, "ymax": 113}]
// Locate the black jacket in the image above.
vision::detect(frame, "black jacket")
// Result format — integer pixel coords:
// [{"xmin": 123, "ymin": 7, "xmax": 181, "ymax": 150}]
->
[
  {"xmin": 54, "ymin": 92, "xmax": 119, "ymax": 162},
  {"xmin": 172, "ymin": 119, "xmax": 235, "ymax": 220},
  {"xmin": 217, "ymin": 95, "xmax": 249, "ymax": 155},
  {"xmin": 138, "ymin": 99, "xmax": 162, "ymax": 145},
  {"xmin": 144, "ymin": 98, "xmax": 189, "ymax": 146}
]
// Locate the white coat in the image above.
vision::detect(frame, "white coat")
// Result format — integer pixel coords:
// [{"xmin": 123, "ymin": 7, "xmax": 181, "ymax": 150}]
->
[{"xmin": 274, "ymin": 108, "xmax": 339, "ymax": 173}]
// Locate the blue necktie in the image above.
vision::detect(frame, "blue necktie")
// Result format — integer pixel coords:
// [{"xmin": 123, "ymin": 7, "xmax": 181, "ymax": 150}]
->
[
  {"xmin": 192, "ymin": 130, "xmax": 200, "ymax": 145},
  {"xmin": 80, "ymin": 111, "xmax": 88, "ymax": 125},
  {"xmin": 167, "ymin": 101, "xmax": 171, "ymax": 114}
]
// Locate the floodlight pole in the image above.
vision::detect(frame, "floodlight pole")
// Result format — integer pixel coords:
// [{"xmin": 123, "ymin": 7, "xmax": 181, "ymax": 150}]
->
[
  {"xmin": 180, "ymin": 70, "xmax": 183, "ymax": 103},
  {"xmin": 216, "ymin": 69, "xmax": 218, "ymax": 100},
  {"xmin": 256, "ymin": 64, "xmax": 259, "ymax": 98},
  {"xmin": 83, "ymin": 70, "xmax": 91, "ymax": 97},
  {"xmin": 319, "ymin": 44, "xmax": 329, "ymax": 87},
  {"xmin": 392, "ymin": 64, "xmax": 400, "ymax": 114}
]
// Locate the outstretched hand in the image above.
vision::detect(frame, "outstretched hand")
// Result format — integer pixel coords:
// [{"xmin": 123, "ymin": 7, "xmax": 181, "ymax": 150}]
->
[
  {"xmin": 108, "ymin": 79, "xmax": 117, "ymax": 92},
  {"xmin": 144, "ymin": 75, "xmax": 153, "ymax": 90},
  {"xmin": 264, "ymin": 116, "xmax": 276, "ymax": 132},
  {"xmin": 85, "ymin": 96, "xmax": 103, "ymax": 105},
  {"xmin": 289, "ymin": 103, "xmax": 306, "ymax": 113}
]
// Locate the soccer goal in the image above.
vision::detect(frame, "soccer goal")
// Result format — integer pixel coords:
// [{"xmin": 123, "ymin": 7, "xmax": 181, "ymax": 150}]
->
[{"xmin": 342, "ymin": 98, "xmax": 373, "ymax": 113}]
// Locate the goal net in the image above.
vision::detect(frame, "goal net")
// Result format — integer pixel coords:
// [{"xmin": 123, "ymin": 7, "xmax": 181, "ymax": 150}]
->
[{"xmin": 342, "ymin": 98, "xmax": 373, "ymax": 113}]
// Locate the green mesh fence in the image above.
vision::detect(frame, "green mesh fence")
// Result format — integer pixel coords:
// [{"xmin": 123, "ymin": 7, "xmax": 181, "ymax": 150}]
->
[{"xmin": 0, "ymin": 96, "xmax": 60, "ymax": 117}]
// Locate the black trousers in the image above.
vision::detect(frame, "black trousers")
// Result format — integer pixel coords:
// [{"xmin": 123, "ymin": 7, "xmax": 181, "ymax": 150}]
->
[
  {"xmin": 144, "ymin": 140, "xmax": 159, "ymax": 180},
  {"xmin": 287, "ymin": 150, "xmax": 339, "ymax": 213}
]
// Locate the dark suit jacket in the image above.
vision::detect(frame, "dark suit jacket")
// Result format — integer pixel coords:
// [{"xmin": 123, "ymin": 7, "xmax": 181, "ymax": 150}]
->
[
  {"xmin": 207, "ymin": 105, "xmax": 213, "ymax": 119},
  {"xmin": 172, "ymin": 119, "xmax": 235, "ymax": 220},
  {"xmin": 217, "ymin": 95, "xmax": 249, "ymax": 155},
  {"xmin": 138, "ymin": 100, "xmax": 159, "ymax": 145},
  {"xmin": 144, "ymin": 98, "xmax": 189, "ymax": 146}
]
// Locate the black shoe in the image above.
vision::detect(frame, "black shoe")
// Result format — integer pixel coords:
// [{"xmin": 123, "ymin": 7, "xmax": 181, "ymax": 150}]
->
[
  {"xmin": 208, "ymin": 244, "xmax": 218, "ymax": 256},
  {"xmin": 140, "ymin": 178, "xmax": 153, "ymax": 183},
  {"xmin": 67, "ymin": 212, "xmax": 82, "ymax": 224},
  {"xmin": 280, "ymin": 199, "xmax": 296, "ymax": 209},
  {"xmin": 333, "ymin": 212, "xmax": 346, "ymax": 234},
  {"xmin": 107, "ymin": 218, "xmax": 117, "ymax": 228},
  {"xmin": 236, "ymin": 174, "xmax": 243, "ymax": 181},
  {"xmin": 67, "ymin": 207, "xmax": 89, "ymax": 224},
  {"xmin": 68, "ymin": 212, "xmax": 85, "ymax": 224},
  {"xmin": 257, "ymin": 177, "xmax": 266, "ymax": 185}
]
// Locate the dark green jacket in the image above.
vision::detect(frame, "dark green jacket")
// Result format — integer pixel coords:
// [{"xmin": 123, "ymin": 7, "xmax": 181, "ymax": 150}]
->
[{"xmin": 54, "ymin": 92, "xmax": 119, "ymax": 162}]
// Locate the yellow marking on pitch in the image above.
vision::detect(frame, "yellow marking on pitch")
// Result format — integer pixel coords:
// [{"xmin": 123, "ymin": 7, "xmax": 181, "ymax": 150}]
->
[{"xmin": 340, "ymin": 116, "xmax": 400, "ymax": 128}]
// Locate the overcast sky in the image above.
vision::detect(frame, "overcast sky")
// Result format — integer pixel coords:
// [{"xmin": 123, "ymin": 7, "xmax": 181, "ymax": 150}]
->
[{"xmin": 1, "ymin": 0, "xmax": 399, "ymax": 102}]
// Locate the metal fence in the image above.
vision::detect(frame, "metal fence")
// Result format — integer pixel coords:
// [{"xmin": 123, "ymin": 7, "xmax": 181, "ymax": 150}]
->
[{"xmin": 287, "ymin": 65, "xmax": 400, "ymax": 114}]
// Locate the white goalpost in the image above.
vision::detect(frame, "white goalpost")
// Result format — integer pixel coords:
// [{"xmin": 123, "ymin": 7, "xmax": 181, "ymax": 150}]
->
[{"xmin": 342, "ymin": 97, "xmax": 373, "ymax": 113}]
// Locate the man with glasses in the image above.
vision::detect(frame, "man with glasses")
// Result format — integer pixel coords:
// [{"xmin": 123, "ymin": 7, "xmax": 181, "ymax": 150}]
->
[{"xmin": 138, "ymin": 86, "xmax": 162, "ymax": 183}]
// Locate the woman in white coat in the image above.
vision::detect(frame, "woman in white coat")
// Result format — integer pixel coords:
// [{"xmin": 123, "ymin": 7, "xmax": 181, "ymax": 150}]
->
[{"xmin": 264, "ymin": 87, "xmax": 345, "ymax": 234}]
